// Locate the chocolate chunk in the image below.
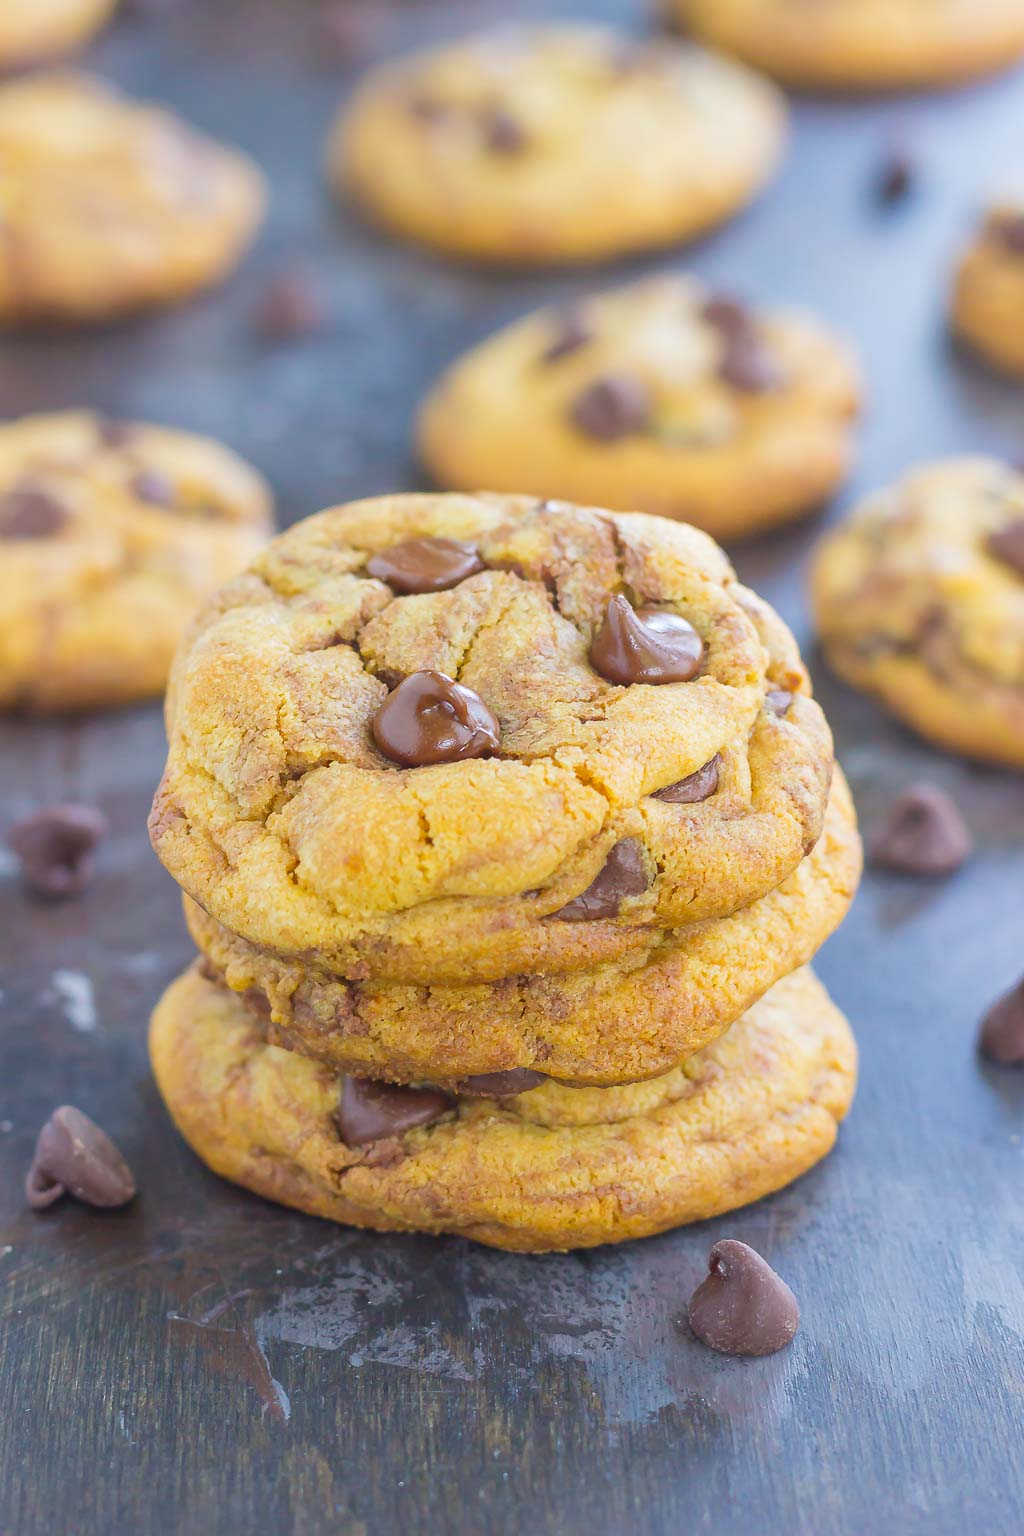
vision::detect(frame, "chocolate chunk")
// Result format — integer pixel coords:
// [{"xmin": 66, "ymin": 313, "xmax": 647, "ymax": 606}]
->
[
  {"xmin": 367, "ymin": 536, "xmax": 484, "ymax": 594},
  {"xmin": 481, "ymin": 106, "xmax": 526, "ymax": 154},
  {"xmin": 569, "ymin": 376, "xmax": 652, "ymax": 442},
  {"xmin": 26, "ymin": 1107, "xmax": 136, "ymax": 1211},
  {"xmin": 132, "ymin": 470, "xmax": 174, "ymax": 508},
  {"xmin": 456, "ymin": 1069, "xmax": 546, "ymax": 1098},
  {"xmin": 0, "ymin": 487, "xmax": 68, "ymax": 540},
  {"xmin": 554, "ymin": 838, "xmax": 649, "ymax": 921},
  {"xmin": 7, "ymin": 804, "xmax": 108, "ymax": 899},
  {"xmin": 372, "ymin": 669, "xmax": 500, "ymax": 766},
  {"xmin": 96, "ymin": 417, "xmax": 138, "ymax": 449},
  {"xmin": 252, "ymin": 268, "xmax": 326, "ymax": 342},
  {"xmin": 868, "ymin": 783, "xmax": 973, "ymax": 876},
  {"xmin": 687, "ymin": 1240, "xmax": 799, "ymax": 1357},
  {"xmin": 765, "ymin": 689, "xmax": 793, "ymax": 716},
  {"xmin": 702, "ymin": 296, "xmax": 782, "ymax": 393},
  {"xmin": 335, "ymin": 1077, "xmax": 451, "ymax": 1146},
  {"xmin": 989, "ymin": 212, "xmax": 1024, "ymax": 255},
  {"xmin": 979, "ymin": 978, "xmax": 1024, "ymax": 1065},
  {"xmin": 988, "ymin": 518, "xmax": 1024, "ymax": 577},
  {"xmin": 875, "ymin": 150, "xmax": 914, "ymax": 206},
  {"xmin": 542, "ymin": 309, "xmax": 591, "ymax": 364},
  {"xmin": 653, "ymin": 755, "xmax": 721, "ymax": 804},
  {"xmin": 590, "ymin": 595, "xmax": 704, "ymax": 685}
]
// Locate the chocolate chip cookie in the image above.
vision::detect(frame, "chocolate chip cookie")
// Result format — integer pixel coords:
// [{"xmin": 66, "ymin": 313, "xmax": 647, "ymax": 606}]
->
[
  {"xmin": 0, "ymin": 411, "xmax": 274, "ymax": 712},
  {"xmin": 669, "ymin": 0, "xmax": 1024, "ymax": 90},
  {"xmin": 812, "ymin": 458, "xmax": 1024, "ymax": 768},
  {"xmin": 953, "ymin": 204, "xmax": 1024, "ymax": 379},
  {"xmin": 418, "ymin": 275, "xmax": 861, "ymax": 542},
  {"xmin": 150, "ymin": 964, "xmax": 857, "ymax": 1252},
  {"xmin": 0, "ymin": 0, "xmax": 114, "ymax": 66},
  {"xmin": 0, "ymin": 73, "xmax": 265, "ymax": 324},
  {"xmin": 150, "ymin": 494, "xmax": 838, "ymax": 986},
  {"xmin": 330, "ymin": 25, "xmax": 786, "ymax": 265}
]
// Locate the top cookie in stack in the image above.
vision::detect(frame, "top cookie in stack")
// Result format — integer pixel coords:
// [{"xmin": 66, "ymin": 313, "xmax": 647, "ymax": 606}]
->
[{"xmin": 150, "ymin": 495, "xmax": 859, "ymax": 1087}]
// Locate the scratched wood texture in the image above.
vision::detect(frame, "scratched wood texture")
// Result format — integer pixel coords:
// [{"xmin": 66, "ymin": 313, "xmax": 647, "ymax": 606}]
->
[{"xmin": 1, "ymin": 3, "xmax": 1023, "ymax": 1533}]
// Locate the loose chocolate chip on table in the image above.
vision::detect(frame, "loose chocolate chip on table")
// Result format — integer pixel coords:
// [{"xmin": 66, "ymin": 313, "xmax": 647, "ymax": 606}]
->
[
  {"xmin": 26, "ymin": 1107, "xmax": 136, "ymax": 1211},
  {"xmin": 988, "ymin": 518, "xmax": 1024, "ymax": 577},
  {"xmin": 569, "ymin": 375, "xmax": 652, "ymax": 442},
  {"xmin": 554, "ymin": 838, "xmax": 649, "ymax": 922},
  {"xmin": 367, "ymin": 536, "xmax": 484, "ymax": 594},
  {"xmin": 875, "ymin": 150, "xmax": 915, "ymax": 206},
  {"xmin": 653, "ymin": 754, "xmax": 721, "ymax": 804},
  {"xmin": 590, "ymin": 595, "xmax": 704, "ymax": 686},
  {"xmin": 372, "ymin": 669, "xmax": 500, "ymax": 766},
  {"xmin": 541, "ymin": 309, "xmax": 592, "ymax": 364},
  {"xmin": 688, "ymin": 1240, "xmax": 800, "ymax": 1357},
  {"xmin": 456, "ymin": 1069, "xmax": 546, "ymax": 1098},
  {"xmin": 132, "ymin": 469, "xmax": 175, "ymax": 507},
  {"xmin": 988, "ymin": 212, "xmax": 1024, "ymax": 255},
  {"xmin": 868, "ymin": 783, "xmax": 973, "ymax": 876},
  {"xmin": 765, "ymin": 689, "xmax": 793, "ymax": 717},
  {"xmin": 0, "ymin": 487, "xmax": 68, "ymax": 539},
  {"xmin": 318, "ymin": 1, "xmax": 385, "ymax": 62},
  {"xmin": 481, "ymin": 106, "xmax": 526, "ymax": 155},
  {"xmin": 252, "ymin": 267, "xmax": 326, "ymax": 341},
  {"xmin": 335, "ymin": 1077, "xmax": 452, "ymax": 1146},
  {"xmin": 978, "ymin": 977, "xmax": 1024, "ymax": 1065},
  {"xmin": 7, "ymin": 804, "xmax": 108, "ymax": 899}
]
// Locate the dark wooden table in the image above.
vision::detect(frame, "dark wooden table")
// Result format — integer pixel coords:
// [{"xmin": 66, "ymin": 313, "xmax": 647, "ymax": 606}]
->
[{"xmin": 2, "ymin": 4, "xmax": 1023, "ymax": 1532}]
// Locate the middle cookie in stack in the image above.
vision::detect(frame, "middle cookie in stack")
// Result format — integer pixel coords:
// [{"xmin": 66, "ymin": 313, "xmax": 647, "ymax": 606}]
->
[{"xmin": 148, "ymin": 494, "xmax": 860, "ymax": 1249}]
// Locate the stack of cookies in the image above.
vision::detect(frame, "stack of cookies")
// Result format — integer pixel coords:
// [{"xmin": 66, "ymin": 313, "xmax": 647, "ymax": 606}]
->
[{"xmin": 148, "ymin": 495, "xmax": 860, "ymax": 1252}]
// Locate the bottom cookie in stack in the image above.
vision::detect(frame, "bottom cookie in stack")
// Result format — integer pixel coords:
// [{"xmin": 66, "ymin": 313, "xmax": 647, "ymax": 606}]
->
[{"xmin": 150, "ymin": 964, "xmax": 856, "ymax": 1253}]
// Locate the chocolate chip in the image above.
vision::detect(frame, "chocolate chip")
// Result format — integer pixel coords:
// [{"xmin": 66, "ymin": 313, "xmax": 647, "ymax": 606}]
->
[
  {"xmin": 702, "ymin": 296, "xmax": 783, "ymax": 393},
  {"xmin": 0, "ymin": 487, "xmax": 68, "ymax": 539},
  {"xmin": 590, "ymin": 595, "xmax": 704, "ymax": 686},
  {"xmin": 456, "ymin": 1069, "xmax": 546, "ymax": 1098},
  {"xmin": 553, "ymin": 838, "xmax": 649, "ymax": 922},
  {"xmin": 367, "ymin": 536, "xmax": 484, "ymax": 595},
  {"xmin": 96, "ymin": 417, "xmax": 138, "ymax": 449},
  {"xmin": 372, "ymin": 669, "xmax": 500, "ymax": 767},
  {"xmin": 988, "ymin": 212, "xmax": 1024, "ymax": 255},
  {"xmin": 335, "ymin": 1077, "xmax": 451, "ymax": 1146},
  {"xmin": 7, "ymin": 804, "xmax": 108, "ymax": 899},
  {"xmin": 481, "ymin": 106, "xmax": 526, "ymax": 154},
  {"xmin": 988, "ymin": 518, "xmax": 1024, "ymax": 577},
  {"xmin": 252, "ymin": 267, "xmax": 326, "ymax": 342},
  {"xmin": 875, "ymin": 150, "xmax": 914, "ymax": 206},
  {"xmin": 26, "ymin": 1107, "xmax": 136, "ymax": 1211},
  {"xmin": 979, "ymin": 977, "xmax": 1024, "ymax": 1065},
  {"xmin": 868, "ymin": 783, "xmax": 972, "ymax": 876},
  {"xmin": 132, "ymin": 470, "xmax": 174, "ymax": 508},
  {"xmin": 541, "ymin": 309, "xmax": 591, "ymax": 364},
  {"xmin": 687, "ymin": 1240, "xmax": 799, "ymax": 1357},
  {"xmin": 407, "ymin": 95, "xmax": 447, "ymax": 125},
  {"xmin": 653, "ymin": 755, "xmax": 721, "ymax": 804},
  {"xmin": 569, "ymin": 376, "xmax": 652, "ymax": 442},
  {"xmin": 765, "ymin": 689, "xmax": 793, "ymax": 716},
  {"xmin": 700, "ymin": 295, "xmax": 751, "ymax": 336}
]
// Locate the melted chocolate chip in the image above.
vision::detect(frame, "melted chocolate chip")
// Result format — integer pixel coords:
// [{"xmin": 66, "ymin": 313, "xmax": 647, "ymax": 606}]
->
[
  {"xmin": 765, "ymin": 689, "xmax": 794, "ymax": 717},
  {"xmin": 7, "ymin": 804, "xmax": 108, "ymax": 899},
  {"xmin": 0, "ymin": 487, "xmax": 68, "ymax": 539},
  {"xmin": 652, "ymin": 755, "xmax": 721, "ymax": 804},
  {"xmin": 132, "ymin": 470, "xmax": 174, "ymax": 508},
  {"xmin": 456, "ymin": 1069, "xmax": 546, "ymax": 1098},
  {"xmin": 253, "ymin": 267, "xmax": 326, "ymax": 341},
  {"xmin": 372, "ymin": 670, "xmax": 500, "ymax": 766},
  {"xmin": 688, "ymin": 1240, "xmax": 800, "ymax": 1357},
  {"xmin": 569, "ymin": 376, "xmax": 651, "ymax": 442},
  {"xmin": 367, "ymin": 537, "xmax": 484, "ymax": 594},
  {"xmin": 542, "ymin": 309, "xmax": 591, "ymax": 364},
  {"xmin": 989, "ymin": 212, "xmax": 1024, "ymax": 255},
  {"xmin": 868, "ymin": 783, "xmax": 973, "ymax": 876},
  {"xmin": 988, "ymin": 518, "xmax": 1024, "ymax": 577},
  {"xmin": 590, "ymin": 596, "xmax": 704, "ymax": 686},
  {"xmin": 481, "ymin": 106, "xmax": 526, "ymax": 154},
  {"xmin": 553, "ymin": 838, "xmax": 649, "ymax": 922},
  {"xmin": 26, "ymin": 1107, "xmax": 136, "ymax": 1211},
  {"xmin": 335, "ymin": 1077, "xmax": 451, "ymax": 1146},
  {"xmin": 979, "ymin": 978, "xmax": 1024, "ymax": 1065}
]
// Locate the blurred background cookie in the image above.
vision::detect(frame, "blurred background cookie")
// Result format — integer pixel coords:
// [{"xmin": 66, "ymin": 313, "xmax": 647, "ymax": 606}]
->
[
  {"xmin": 953, "ymin": 202, "xmax": 1024, "ymax": 378},
  {"xmin": 0, "ymin": 0, "xmax": 114, "ymax": 68}
]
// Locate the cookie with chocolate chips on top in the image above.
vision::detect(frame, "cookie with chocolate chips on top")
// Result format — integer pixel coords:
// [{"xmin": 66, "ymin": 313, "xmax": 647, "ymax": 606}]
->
[
  {"xmin": 0, "ymin": 411, "xmax": 273, "ymax": 712},
  {"xmin": 812, "ymin": 458, "xmax": 1024, "ymax": 768},
  {"xmin": 953, "ymin": 203, "xmax": 1024, "ymax": 379},
  {"xmin": 418, "ymin": 275, "xmax": 860, "ymax": 542},
  {"xmin": 330, "ymin": 25, "xmax": 786, "ymax": 265}
]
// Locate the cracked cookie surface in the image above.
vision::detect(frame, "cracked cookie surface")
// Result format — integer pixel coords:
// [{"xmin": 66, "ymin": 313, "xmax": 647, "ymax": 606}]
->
[
  {"xmin": 953, "ymin": 204, "xmax": 1024, "ymax": 379},
  {"xmin": 0, "ymin": 0, "xmax": 114, "ymax": 65},
  {"xmin": 419, "ymin": 275, "xmax": 860, "ymax": 542},
  {"xmin": 331, "ymin": 24, "xmax": 786, "ymax": 266},
  {"xmin": 668, "ymin": 0, "xmax": 1024, "ymax": 90},
  {"xmin": 150, "ymin": 964, "xmax": 857, "ymax": 1252},
  {"xmin": 0, "ymin": 73, "xmax": 265, "ymax": 323},
  {"xmin": 812, "ymin": 458, "xmax": 1024, "ymax": 768},
  {"xmin": 151, "ymin": 493, "xmax": 835, "ymax": 984},
  {"xmin": 0, "ymin": 411, "xmax": 274, "ymax": 712}
]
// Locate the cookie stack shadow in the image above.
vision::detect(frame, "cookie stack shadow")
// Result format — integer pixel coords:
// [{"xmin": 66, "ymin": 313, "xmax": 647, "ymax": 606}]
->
[{"xmin": 147, "ymin": 494, "xmax": 861, "ymax": 1252}]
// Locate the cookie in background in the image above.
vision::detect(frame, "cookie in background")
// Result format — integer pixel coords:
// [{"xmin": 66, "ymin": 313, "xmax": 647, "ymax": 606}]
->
[
  {"xmin": 953, "ymin": 202, "xmax": 1024, "ymax": 379},
  {"xmin": 0, "ymin": 0, "xmax": 115, "ymax": 68}
]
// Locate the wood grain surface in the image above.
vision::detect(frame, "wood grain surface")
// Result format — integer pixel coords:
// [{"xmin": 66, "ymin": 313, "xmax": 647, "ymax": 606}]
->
[{"xmin": 1, "ymin": 3, "xmax": 1023, "ymax": 1533}]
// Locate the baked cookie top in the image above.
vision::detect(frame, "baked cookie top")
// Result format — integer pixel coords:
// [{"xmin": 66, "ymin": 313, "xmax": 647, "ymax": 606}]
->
[
  {"xmin": 151, "ymin": 963, "xmax": 857, "ymax": 1252},
  {"xmin": 152, "ymin": 493, "xmax": 835, "ymax": 983},
  {"xmin": 0, "ymin": 0, "xmax": 114, "ymax": 65},
  {"xmin": 812, "ymin": 458, "xmax": 1024, "ymax": 767},
  {"xmin": 669, "ymin": 0, "xmax": 1024, "ymax": 90},
  {"xmin": 0, "ymin": 411, "xmax": 273, "ymax": 712},
  {"xmin": 331, "ymin": 25, "xmax": 786, "ymax": 265},
  {"xmin": 0, "ymin": 73, "xmax": 265, "ymax": 322},
  {"xmin": 418, "ymin": 274, "xmax": 860, "ymax": 541}
]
